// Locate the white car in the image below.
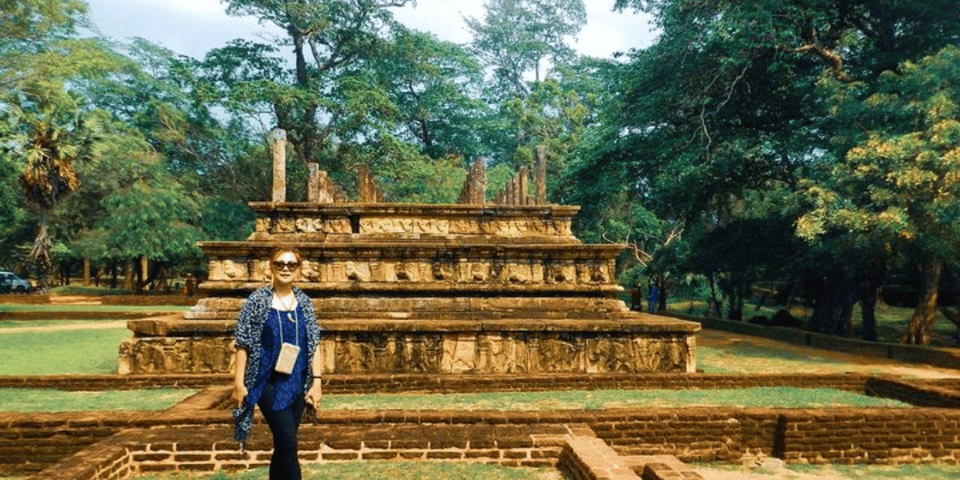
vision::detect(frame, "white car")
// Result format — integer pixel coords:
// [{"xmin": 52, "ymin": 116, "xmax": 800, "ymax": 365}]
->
[{"xmin": 0, "ymin": 271, "xmax": 31, "ymax": 293}]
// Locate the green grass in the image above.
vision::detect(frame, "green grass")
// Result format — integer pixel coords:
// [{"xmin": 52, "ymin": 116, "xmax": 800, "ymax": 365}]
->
[
  {"xmin": 0, "ymin": 320, "xmax": 88, "ymax": 329},
  {"xmin": 0, "ymin": 388, "xmax": 198, "ymax": 412},
  {"xmin": 132, "ymin": 461, "xmax": 560, "ymax": 480},
  {"xmin": 47, "ymin": 285, "xmax": 134, "ymax": 295},
  {"xmin": 319, "ymin": 387, "xmax": 908, "ymax": 410},
  {"xmin": 0, "ymin": 327, "xmax": 130, "ymax": 375},
  {"xmin": 118, "ymin": 460, "xmax": 960, "ymax": 480},
  {"xmin": 699, "ymin": 462, "xmax": 960, "ymax": 479},
  {"xmin": 697, "ymin": 343, "xmax": 858, "ymax": 375},
  {"xmin": 0, "ymin": 304, "xmax": 190, "ymax": 312}
]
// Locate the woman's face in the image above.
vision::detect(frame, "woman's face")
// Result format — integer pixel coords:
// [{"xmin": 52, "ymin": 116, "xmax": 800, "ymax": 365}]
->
[{"xmin": 270, "ymin": 251, "xmax": 301, "ymax": 288}]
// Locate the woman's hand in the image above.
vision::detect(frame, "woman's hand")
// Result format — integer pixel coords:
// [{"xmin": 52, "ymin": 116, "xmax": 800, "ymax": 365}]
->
[
  {"xmin": 233, "ymin": 383, "xmax": 248, "ymax": 408},
  {"xmin": 305, "ymin": 381, "xmax": 322, "ymax": 408}
]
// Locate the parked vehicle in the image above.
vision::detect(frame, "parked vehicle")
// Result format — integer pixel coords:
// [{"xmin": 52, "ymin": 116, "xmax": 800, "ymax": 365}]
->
[{"xmin": 0, "ymin": 271, "xmax": 31, "ymax": 293}]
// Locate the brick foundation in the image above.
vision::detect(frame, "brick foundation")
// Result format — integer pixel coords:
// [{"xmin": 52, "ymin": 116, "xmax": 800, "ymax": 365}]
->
[{"xmin": 4, "ymin": 372, "xmax": 960, "ymax": 479}]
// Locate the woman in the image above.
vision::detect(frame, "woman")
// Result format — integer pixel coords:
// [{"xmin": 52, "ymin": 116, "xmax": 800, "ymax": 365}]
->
[{"xmin": 233, "ymin": 247, "xmax": 322, "ymax": 480}]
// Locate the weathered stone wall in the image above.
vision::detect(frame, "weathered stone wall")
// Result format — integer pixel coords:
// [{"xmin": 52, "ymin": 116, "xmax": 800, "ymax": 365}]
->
[
  {"xmin": 245, "ymin": 204, "xmax": 579, "ymax": 242},
  {"xmin": 123, "ymin": 296, "xmax": 700, "ymax": 375},
  {"xmin": 119, "ymin": 328, "xmax": 696, "ymax": 375},
  {"xmin": 201, "ymin": 244, "xmax": 621, "ymax": 293}
]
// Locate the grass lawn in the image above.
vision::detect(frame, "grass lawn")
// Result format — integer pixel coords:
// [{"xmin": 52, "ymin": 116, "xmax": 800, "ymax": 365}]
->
[
  {"xmin": 132, "ymin": 461, "xmax": 560, "ymax": 480},
  {"xmin": 0, "ymin": 326, "xmax": 130, "ymax": 375},
  {"xmin": 0, "ymin": 304, "xmax": 190, "ymax": 313},
  {"xmin": 698, "ymin": 461, "xmax": 960, "ymax": 479},
  {"xmin": 0, "ymin": 320, "xmax": 85, "ymax": 329},
  {"xmin": 0, "ymin": 388, "xmax": 198, "ymax": 412},
  {"xmin": 319, "ymin": 387, "xmax": 908, "ymax": 410},
  {"xmin": 697, "ymin": 343, "xmax": 856, "ymax": 375},
  {"xmin": 118, "ymin": 460, "xmax": 960, "ymax": 480}
]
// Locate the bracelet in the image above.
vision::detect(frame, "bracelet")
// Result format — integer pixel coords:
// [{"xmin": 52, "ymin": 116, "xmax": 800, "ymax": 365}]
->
[{"xmin": 312, "ymin": 375, "xmax": 322, "ymax": 379}]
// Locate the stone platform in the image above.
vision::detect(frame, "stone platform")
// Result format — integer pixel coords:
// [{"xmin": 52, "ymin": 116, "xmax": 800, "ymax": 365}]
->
[
  {"xmin": 123, "ymin": 295, "xmax": 698, "ymax": 375},
  {"xmin": 119, "ymin": 153, "xmax": 699, "ymax": 375}
]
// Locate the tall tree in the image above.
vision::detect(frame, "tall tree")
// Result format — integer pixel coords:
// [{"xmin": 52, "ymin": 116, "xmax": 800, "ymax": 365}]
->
[
  {"xmin": 798, "ymin": 46, "xmax": 960, "ymax": 344},
  {"xmin": 208, "ymin": 0, "xmax": 413, "ymax": 175},
  {"xmin": 466, "ymin": 0, "xmax": 586, "ymax": 99},
  {"xmin": 0, "ymin": 0, "xmax": 122, "ymax": 287},
  {"xmin": 373, "ymin": 27, "xmax": 488, "ymax": 160},
  {"xmin": 575, "ymin": 0, "xmax": 960, "ymax": 338}
]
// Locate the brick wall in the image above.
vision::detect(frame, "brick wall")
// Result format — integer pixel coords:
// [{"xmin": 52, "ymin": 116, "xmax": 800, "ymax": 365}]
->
[
  {"xmin": 34, "ymin": 422, "xmax": 574, "ymax": 480},
  {"xmin": 867, "ymin": 377, "xmax": 960, "ymax": 408},
  {"xmin": 779, "ymin": 409, "xmax": 960, "ymax": 464},
  {"xmin": 15, "ymin": 403, "xmax": 960, "ymax": 479},
  {"xmin": 5, "ymin": 373, "xmax": 960, "ymax": 477},
  {"xmin": 0, "ymin": 372, "xmax": 870, "ymax": 393}
]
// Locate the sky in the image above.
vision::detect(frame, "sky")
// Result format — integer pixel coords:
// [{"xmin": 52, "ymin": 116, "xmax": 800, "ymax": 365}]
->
[{"xmin": 83, "ymin": 0, "xmax": 658, "ymax": 60}]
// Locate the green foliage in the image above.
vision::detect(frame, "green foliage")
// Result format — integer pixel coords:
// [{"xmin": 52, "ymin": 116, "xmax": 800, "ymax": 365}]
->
[
  {"xmin": 208, "ymin": 0, "xmax": 415, "ymax": 172},
  {"xmin": 201, "ymin": 198, "xmax": 255, "ymax": 241},
  {"xmin": 798, "ymin": 46, "xmax": 960, "ymax": 259},
  {"xmin": 99, "ymin": 179, "xmax": 203, "ymax": 262},
  {"xmin": 466, "ymin": 0, "xmax": 586, "ymax": 98},
  {"xmin": 372, "ymin": 139, "xmax": 468, "ymax": 203},
  {"xmin": 375, "ymin": 27, "xmax": 489, "ymax": 160}
]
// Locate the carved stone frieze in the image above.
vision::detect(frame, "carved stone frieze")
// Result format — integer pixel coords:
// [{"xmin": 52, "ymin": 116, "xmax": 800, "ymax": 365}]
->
[{"xmin": 206, "ymin": 254, "xmax": 617, "ymax": 287}]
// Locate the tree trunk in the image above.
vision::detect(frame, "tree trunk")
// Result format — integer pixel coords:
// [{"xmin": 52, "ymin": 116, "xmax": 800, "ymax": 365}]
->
[
  {"xmin": 30, "ymin": 214, "xmax": 52, "ymax": 292},
  {"xmin": 707, "ymin": 272, "xmax": 722, "ymax": 318},
  {"xmin": 727, "ymin": 286, "xmax": 744, "ymax": 321},
  {"xmin": 810, "ymin": 270, "xmax": 858, "ymax": 335},
  {"xmin": 859, "ymin": 258, "xmax": 884, "ymax": 342},
  {"xmin": 860, "ymin": 285, "xmax": 879, "ymax": 341},
  {"xmin": 902, "ymin": 257, "xmax": 943, "ymax": 345}
]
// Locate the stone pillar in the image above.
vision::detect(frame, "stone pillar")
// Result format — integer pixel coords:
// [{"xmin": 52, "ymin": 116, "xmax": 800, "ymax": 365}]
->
[
  {"xmin": 535, "ymin": 145, "xmax": 547, "ymax": 205},
  {"xmin": 458, "ymin": 159, "xmax": 487, "ymax": 205},
  {"xmin": 358, "ymin": 164, "xmax": 384, "ymax": 202},
  {"xmin": 518, "ymin": 166, "xmax": 529, "ymax": 205},
  {"xmin": 307, "ymin": 162, "xmax": 320, "ymax": 203},
  {"xmin": 271, "ymin": 128, "xmax": 286, "ymax": 203}
]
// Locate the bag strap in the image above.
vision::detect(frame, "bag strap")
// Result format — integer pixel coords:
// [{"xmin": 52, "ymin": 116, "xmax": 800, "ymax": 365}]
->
[{"xmin": 276, "ymin": 305, "xmax": 299, "ymax": 347}]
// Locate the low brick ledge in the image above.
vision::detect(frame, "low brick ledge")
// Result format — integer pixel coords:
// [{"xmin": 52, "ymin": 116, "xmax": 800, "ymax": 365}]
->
[
  {"xmin": 0, "ymin": 372, "xmax": 873, "ymax": 393},
  {"xmin": 866, "ymin": 377, "xmax": 960, "ymax": 408},
  {"xmin": 10, "ymin": 405, "xmax": 960, "ymax": 478},
  {"xmin": 28, "ymin": 423, "xmax": 581, "ymax": 480},
  {"xmin": 560, "ymin": 435, "xmax": 642, "ymax": 480}
]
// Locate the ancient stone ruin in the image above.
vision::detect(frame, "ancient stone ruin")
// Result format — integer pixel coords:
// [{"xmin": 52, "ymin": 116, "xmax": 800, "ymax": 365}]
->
[{"xmin": 120, "ymin": 131, "xmax": 700, "ymax": 375}]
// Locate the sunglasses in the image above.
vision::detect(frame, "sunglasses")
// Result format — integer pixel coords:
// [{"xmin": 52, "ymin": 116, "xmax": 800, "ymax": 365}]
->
[{"xmin": 272, "ymin": 261, "xmax": 301, "ymax": 271}]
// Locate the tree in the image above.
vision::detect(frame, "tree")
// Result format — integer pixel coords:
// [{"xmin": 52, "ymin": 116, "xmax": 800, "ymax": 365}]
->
[
  {"xmin": 466, "ymin": 0, "xmax": 586, "ymax": 99},
  {"xmin": 373, "ymin": 27, "xmax": 488, "ymax": 160},
  {"xmin": 574, "ymin": 0, "xmax": 960, "ymax": 341},
  {"xmin": 0, "ymin": 0, "xmax": 122, "ymax": 288},
  {"xmin": 464, "ymin": 0, "xmax": 590, "ymax": 176},
  {"xmin": 797, "ymin": 46, "xmax": 960, "ymax": 344},
  {"xmin": 208, "ymin": 0, "xmax": 414, "ymax": 174}
]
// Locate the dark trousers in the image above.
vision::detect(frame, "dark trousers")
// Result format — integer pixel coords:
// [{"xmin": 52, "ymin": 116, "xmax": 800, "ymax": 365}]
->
[{"xmin": 258, "ymin": 378, "xmax": 305, "ymax": 480}]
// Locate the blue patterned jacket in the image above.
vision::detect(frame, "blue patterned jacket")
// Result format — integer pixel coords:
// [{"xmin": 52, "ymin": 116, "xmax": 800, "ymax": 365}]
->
[{"xmin": 232, "ymin": 285, "xmax": 320, "ymax": 445}]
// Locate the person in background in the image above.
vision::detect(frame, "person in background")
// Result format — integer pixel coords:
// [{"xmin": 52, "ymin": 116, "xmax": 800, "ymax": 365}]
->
[{"xmin": 232, "ymin": 246, "xmax": 322, "ymax": 480}]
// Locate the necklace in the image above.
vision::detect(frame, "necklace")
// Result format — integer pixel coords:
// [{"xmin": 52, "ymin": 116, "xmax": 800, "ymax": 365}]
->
[{"xmin": 275, "ymin": 293, "xmax": 298, "ymax": 322}]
